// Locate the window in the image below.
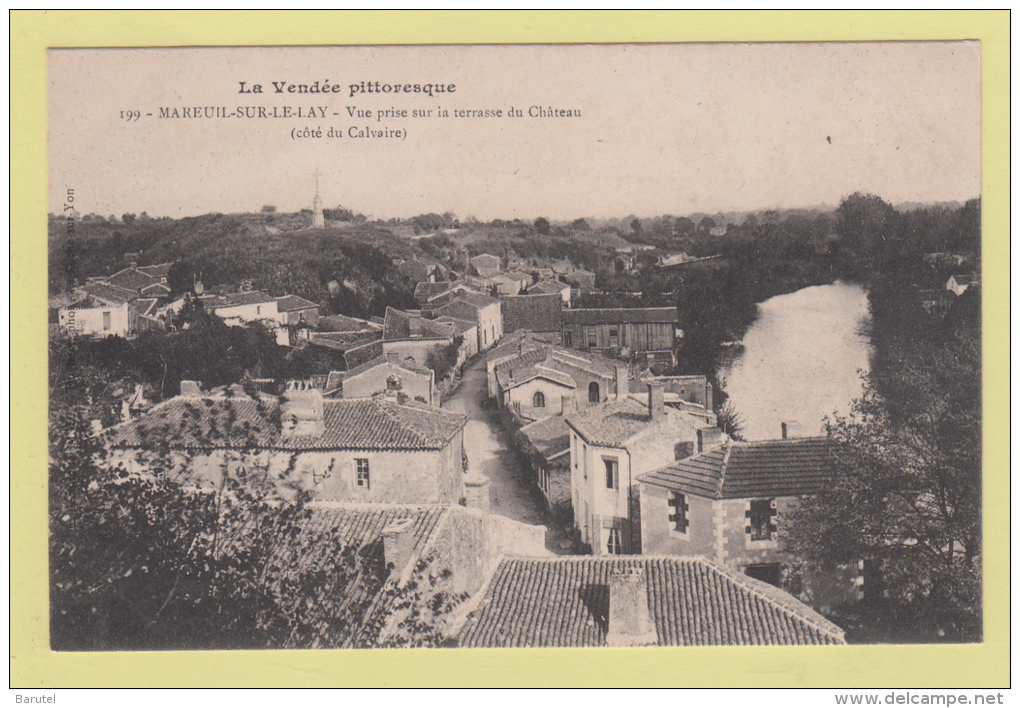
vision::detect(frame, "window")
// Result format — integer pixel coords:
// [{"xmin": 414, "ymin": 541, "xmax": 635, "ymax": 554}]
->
[
  {"xmin": 563, "ymin": 330, "xmax": 573, "ymax": 347},
  {"xmin": 102, "ymin": 311, "xmax": 111, "ymax": 330},
  {"xmin": 588, "ymin": 382, "xmax": 600, "ymax": 403},
  {"xmin": 606, "ymin": 527, "xmax": 623, "ymax": 555},
  {"xmin": 356, "ymin": 458, "xmax": 370, "ymax": 488},
  {"xmin": 533, "ymin": 391, "xmax": 546, "ymax": 408},
  {"xmin": 604, "ymin": 457, "xmax": 619, "ymax": 490},
  {"xmin": 609, "ymin": 327, "xmax": 619, "ymax": 347},
  {"xmin": 747, "ymin": 499, "xmax": 777, "ymax": 541},
  {"xmin": 668, "ymin": 492, "xmax": 689, "ymax": 533},
  {"xmin": 585, "ymin": 326, "xmax": 597, "ymax": 348},
  {"xmin": 256, "ymin": 305, "xmax": 262, "ymax": 315}
]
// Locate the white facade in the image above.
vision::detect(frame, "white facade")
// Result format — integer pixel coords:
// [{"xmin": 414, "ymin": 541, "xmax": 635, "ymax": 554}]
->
[{"xmin": 59, "ymin": 302, "xmax": 130, "ymax": 337}]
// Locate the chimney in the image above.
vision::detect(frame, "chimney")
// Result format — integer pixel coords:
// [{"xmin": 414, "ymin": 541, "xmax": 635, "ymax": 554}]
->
[
  {"xmin": 606, "ymin": 567, "xmax": 658, "ymax": 647},
  {"xmin": 615, "ymin": 365, "xmax": 629, "ymax": 400},
  {"xmin": 697, "ymin": 426, "xmax": 725, "ymax": 452},
  {"xmin": 647, "ymin": 382, "xmax": 665, "ymax": 421},
  {"xmin": 382, "ymin": 518, "xmax": 417, "ymax": 576},
  {"xmin": 280, "ymin": 385, "xmax": 325, "ymax": 438},
  {"xmin": 179, "ymin": 380, "xmax": 203, "ymax": 397},
  {"xmin": 561, "ymin": 394, "xmax": 577, "ymax": 416},
  {"xmin": 463, "ymin": 472, "xmax": 491, "ymax": 512},
  {"xmin": 782, "ymin": 421, "xmax": 802, "ymax": 440}
]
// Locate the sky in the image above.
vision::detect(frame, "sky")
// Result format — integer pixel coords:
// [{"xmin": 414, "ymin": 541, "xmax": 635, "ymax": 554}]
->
[{"xmin": 48, "ymin": 43, "xmax": 981, "ymax": 221}]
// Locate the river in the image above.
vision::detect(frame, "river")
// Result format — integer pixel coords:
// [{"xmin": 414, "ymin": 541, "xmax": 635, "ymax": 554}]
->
[{"xmin": 718, "ymin": 281, "xmax": 872, "ymax": 441}]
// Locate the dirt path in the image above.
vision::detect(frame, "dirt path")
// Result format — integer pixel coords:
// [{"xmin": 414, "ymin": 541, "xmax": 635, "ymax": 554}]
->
[{"xmin": 443, "ymin": 357, "xmax": 573, "ymax": 554}]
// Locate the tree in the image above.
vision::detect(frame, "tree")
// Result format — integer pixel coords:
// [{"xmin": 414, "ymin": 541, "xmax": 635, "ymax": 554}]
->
[
  {"xmin": 630, "ymin": 218, "xmax": 642, "ymax": 234},
  {"xmin": 48, "ymin": 404, "xmax": 390, "ymax": 650},
  {"xmin": 122, "ymin": 213, "xmax": 136, "ymax": 224},
  {"xmin": 784, "ymin": 329, "xmax": 981, "ymax": 642},
  {"xmin": 570, "ymin": 218, "xmax": 590, "ymax": 231},
  {"xmin": 534, "ymin": 217, "xmax": 550, "ymax": 235},
  {"xmin": 166, "ymin": 260, "xmax": 194, "ymax": 299}
]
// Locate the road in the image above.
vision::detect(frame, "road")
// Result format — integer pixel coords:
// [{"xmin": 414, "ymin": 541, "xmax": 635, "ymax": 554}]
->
[{"xmin": 442, "ymin": 356, "xmax": 572, "ymax": 554}]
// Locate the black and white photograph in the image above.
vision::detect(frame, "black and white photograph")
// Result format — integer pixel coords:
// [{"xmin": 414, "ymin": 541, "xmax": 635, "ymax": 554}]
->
[{"xmin": 45, "ymin": 41, "xmax": 982, "ymax": 653}]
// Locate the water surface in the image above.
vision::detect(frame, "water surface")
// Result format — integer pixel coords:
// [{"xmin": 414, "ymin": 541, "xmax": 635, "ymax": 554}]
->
[{"xmin": 718, "ymin": 281, "xmax": 871, "ymax": 441}]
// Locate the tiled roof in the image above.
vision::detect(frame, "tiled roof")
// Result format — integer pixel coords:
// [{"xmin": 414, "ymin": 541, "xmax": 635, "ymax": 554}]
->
[
  {"xmin": 470, "ymin": 254, "xmax": 501, "ymax": 268},
  {"xmin": 434, "ymin": 316, "xmax": 477, "ymax": 336},
  {"xmin": 527, "ymin": 279, "xmax": 568, "ymax": 295},
  {"xmin": 110, "ymin": 395, "xmax": 465, "ymax": 451},
  {"xmin": 501, "ymin": 362, "xmax": 576, "ymax": 391},
  {"xmin": 493, "ymin": 345, "xmax": 616, "ymax": 393},
  {"xmin": 308, "ymin": 331, "xmax": 382, "ymax": 351},
  {"xmin": 563, "ymin": 307, "xmax": 679, "ymax": 325},
  {"xmin": 136, "ymin": 263, "xmax": 173, "ymax": 278},
  {"xmin": 383, "ymin": 307, "xmax": 455, "ymax": 341},
  {"xmin": 140, "ymin": 282, "xmax": 171, "ymax": 296},
  {"xmin": 456, "ymin": 556, "xmax": 845, "ymax": 647},
  {"xmin": 81, "ymin": 282, "xmax": 137, "ymax": 305},
  {"xmin": 106, "ymin": 267, "xmax": 158, "ymax": 293},
  {"xmin": 275, "ymin": 294, "xmax": 319, "ymax": 312},
  {"xmin": 413, "ymin": 281, "xmax": 467, "ymax": 303},
  {"xmin": 316, "ymin": 314, "xmax": 382, "ymax": 333},
  {"xmin": 502, "ymin": 293, "xmax": 563, "ymax": 334},
  {"xmin": 639, "ymin": 437, "xmax": 833, "ymax": 499},
  {"xmin": 340, "ymin": 354, "xmax": 434, "ymax": 382},
  {"xmin": 130, "ymin": 298, "xmax": 159, "ymax": 317},
  {"xmin": 218, "ymin": 290, "xmax": 277, "ymax": 307},
  {"xmin": 566, "ymin": 397, "xmax": 689, "ymax": 448},
  {"xmin": 485, "ymin": 331, "xmax": 554, "ymax": 364},
  {"xmin": 519, "ymin": 414, "xmax": 570, "ymax": 461},
  {"xmin": 454, "ymin": 291, "xmax": 500, "ymax": 309},
  {"xmin": 344, "ymin": 339, "xmax": 385, "ymax": 370}
]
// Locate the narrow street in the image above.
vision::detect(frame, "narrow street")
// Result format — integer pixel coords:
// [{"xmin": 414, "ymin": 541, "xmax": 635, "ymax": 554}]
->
[{"xmin": 443, "ymin": 356, "xmax": 572, "ymax": 554}]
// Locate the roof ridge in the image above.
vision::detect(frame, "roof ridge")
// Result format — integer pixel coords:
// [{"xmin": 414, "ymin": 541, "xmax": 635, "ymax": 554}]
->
[
  {"xmin": 716, "ymin": 441, "xmax": 733, "ymax": 499},
  {"xmin": 737, "ymin": 435, "xmax": 829, "ymax": 447}
]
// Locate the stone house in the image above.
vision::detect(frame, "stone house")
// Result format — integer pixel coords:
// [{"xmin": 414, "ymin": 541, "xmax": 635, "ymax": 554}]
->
[
  {"xmin": 516, "ymin": 409, "xmax": 571, "ymax": 514},
  {"xmin": 946, "ymin": 273, "xmax": 977, "ymax": 297},
  {"xmin": 563, "ymin": 269, "xmax": 596, "ymax": 291},
  {"xmin": 434, "ymin": 292, "xmax": 503, "ymax": 352},
  {"xmin": 274, "ymin": 294, "xmax": 320, "ymax": 326},
  {"xmin": 381, "ymin": 307, "xmax": 457, "ymax": 370},
  {"xmin": 637, "ymin": 431, "xmax": 853, "ymax": 612},
  {"xmin": 469, "ymin": 253, "xmax": 502, "ymax": 279},
  {"xmin": 565, "ymin": 382, "xmax": 719, "ymax": 556},
  {"xmin": 108, "ymin": 384, "xmax": 468, "ymax": 506},
  {"xmin": 493, "ymin": 345, "xmax": 624, "ymax": 421},
  {"xmin": 501, "ymin": 292, "xmax": 564, "ymax": 342},
  {"xmin": 327, "ymin": 354, "xmax": 439, "ymax": 406}
]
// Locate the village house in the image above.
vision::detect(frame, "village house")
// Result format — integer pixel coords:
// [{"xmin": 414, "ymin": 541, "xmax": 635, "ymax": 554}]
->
[
  {"xmin": 433, "ymin": 291, "xmax": 503, "ymax": 352},
  {"xmin": 490, "ymin": 271, "xmax": 531, "ymax": 296},
  {"xmin": 946, "ymin": 273, "xmax": 978, "ymax": 297},
  {"xmin": 565, "ymin": 381, "xmax": 720, "ymax": 556},
  {"xmin": 515, "ymin": 408, "xmax": 571, "ymax": 514},
  {"xmin": 108, "ymin": 383, "xmax": 469, "ymax": 506},
  {"xmin": 639, "ymin": 373, "xmax": 714, "ymax": 410},
  {"xmin": 381, "ymin": 307, "xmax": 457, "ymax": 370},
  {"xmin": 413, "ymin": 280, "xmax": 479, "ymax": 307},
  {"xmin": 102, "ymin": 262, "xmax": 174, "ymax": 297},
  {"xmin": 433, "ymin": 315, "xmax": 479, "ymax": 365},
  {"xmin": 493, "ymin": 345, "xmax": 625, "ymax": 421},
  {"xmin": 501, "ymin": 292, "xmax": 564, "ymax": 343},
  {"xmin": 525, "ymin": 279, "xmax": 571, "ymax": 305},
  {"xmin": 563, "ymin": 269, "xmax": 596, "ymax": 291},
  {"xmin": 483, "ymin": 331, "xmax": 557, "ymax": 398},
  {"xmin": 469, "ymin": 253, "xmax": 502, "ymax": 279},
  {"xmin": 58, "ymin": 282, "xmax": 165, "ymax": 337},
  {"xmin": 454, "ymin": 556, "xmax": 845, "ymax": 647},
  {"xmin": 324, "ymin": 353, "xmax": 439, "ymax": 406},
  {"xmin": 274, "ymin": 294, "xmax": 320, "ymax": 326},
  {"xmin": 562, "ymin": 307, "xmax": 680, "ymax": 367},
  {"xmin": 637, "ymin": 428, "xmax": 852, "ymax": 612},
  {"xmin": 656, "ymin": 252, "xmax": 691, "ymax": 268}
]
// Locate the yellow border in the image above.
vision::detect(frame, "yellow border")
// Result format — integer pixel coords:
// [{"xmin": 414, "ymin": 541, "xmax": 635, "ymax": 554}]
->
[{"xmin": 11, "ymin": 10, "xmax": 1009, "ymax": 688}]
